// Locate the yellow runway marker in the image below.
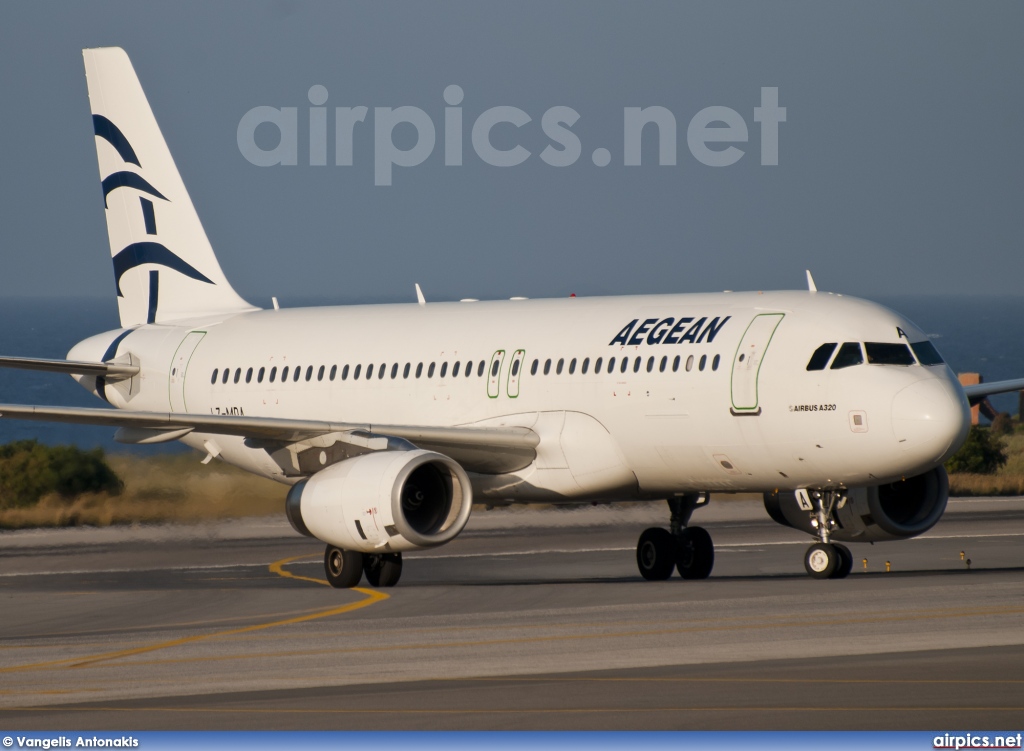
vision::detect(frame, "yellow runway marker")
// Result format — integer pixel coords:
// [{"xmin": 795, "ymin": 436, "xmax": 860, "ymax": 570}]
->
[
  {"xmin": 0, "ymin": 556, "xmax": 386, "ymax": 674},
  {"xmin": 268, "ymin": 554, "xmax": 329, "ymax": 586}
]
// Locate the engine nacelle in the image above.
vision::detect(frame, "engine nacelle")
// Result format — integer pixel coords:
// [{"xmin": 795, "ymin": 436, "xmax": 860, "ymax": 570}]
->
[
  {"xmin": 285, "ymin": 449, "xmax": 473, "ymax": 553},
  {"xmin": 763, "ymin": 466, "xmax": 949, "ymax": 543}
]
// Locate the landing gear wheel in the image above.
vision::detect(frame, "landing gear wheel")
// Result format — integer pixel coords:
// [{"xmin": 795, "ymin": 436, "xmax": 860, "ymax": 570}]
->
[
  {"xmin": 804, "ymin": 543, "xmax": 839, "ymax": 579},
  {"xmin": 830, "ymin": 543, "xmax": 853, "ymax": 579},
  {"xmin": 675, "ymin": 526, "xmax": 715, "ymax": 580},
  {"xmin": 324, "ymin": 546, "xmax": 364, "ymax": 588},
  {"xmin": 637, "ymin": 528, "xmax": 676, "ymax": 581},
  {"xmin": 364, "ymin": 552, "xmax": 403, "ymax": 588}
]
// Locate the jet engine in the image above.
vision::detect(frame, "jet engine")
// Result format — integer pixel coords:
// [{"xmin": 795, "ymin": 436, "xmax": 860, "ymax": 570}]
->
[
  {"xmin": 285, "ymin": 449, "xmax": 473, "ymax": 553},
  {"xmin": 763, "ymin": 466, "xmax": 949, "ymax": 543}
]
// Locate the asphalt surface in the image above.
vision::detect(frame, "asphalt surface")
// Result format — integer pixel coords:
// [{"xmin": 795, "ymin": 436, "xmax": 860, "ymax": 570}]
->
[{"xmin": 1, "ymin": 497, "xmax": 1023, "ymax": 730}]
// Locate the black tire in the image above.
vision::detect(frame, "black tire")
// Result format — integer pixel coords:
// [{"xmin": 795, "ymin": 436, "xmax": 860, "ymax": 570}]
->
[
  {"xmin": 364, "ymin": 552, "xmax": 403, "ymax": 588},
  {"xmin": 675, "ymin": 526, "xmax": 715, "ymax": 580},
  {"xmin": 324, "ymin": 545, "xmax": 364, "ymax": 588},
  {"xmin": 636, "ymin": 527, "xmax": 676, "ymax": 580},
  {"xmin": 804, "ymin": 542, "xmax": 839, "ymax": 579},
  {"xmin": 830, "ymin": 543, "xmax": 853, "ymax": 579}
]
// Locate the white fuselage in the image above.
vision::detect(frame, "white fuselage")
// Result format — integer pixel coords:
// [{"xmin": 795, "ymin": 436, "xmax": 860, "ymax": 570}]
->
[{"xmin": 68, "ymin": 290, "xmax": 970, "ymax": 503}]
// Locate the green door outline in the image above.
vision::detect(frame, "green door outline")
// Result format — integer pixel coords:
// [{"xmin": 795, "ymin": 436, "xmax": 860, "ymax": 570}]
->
[
  {"xmin": 730, "ymin": 313, "xmax": 784, "ymax": 413},
  {"xmin": 487, "ymin": 349, "xmax": 505, "ymax": 399},
  {"xmin": 507, "ymin": 349, "xmax": 526, "ymax": 398},
  {"xmin": 169, "ymin": 330, "xmax": 206, "ymax": 412}
]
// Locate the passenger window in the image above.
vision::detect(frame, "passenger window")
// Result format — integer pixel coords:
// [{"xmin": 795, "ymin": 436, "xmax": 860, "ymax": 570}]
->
[
  {"xmin": 491, "ymin": 360, "xmax": 500, "ymax": 377},
  {"xmin": 620, "ymin": 357, "xmax": 628, "ymax": 374},
  {"xmin": 647, "ymin": 357, "xmax": 655, "ymax": 373},
  {"xmin": 211, "ymin": 369, "xmax": 218, "ymax": 385},
  {"xmin": 378, "ymin": 364, "xmax": 386, "ymax": 379},
  {"xmin": 686, "ymin": 355, "xmax": 694, "ymax": 372},
  {"xmin": 403, "ymin": 363, "xmax": 410, "ymax": 378},
  {"xmin": 831, "ymin": 342, "xmax": 864, "ymax": 369},
  {"xmin": 466, "ymin": 361, "xmax": 473, "ymax": 377},
  {"xmin": 531, "ymin": 359, "xmax": 539, "ymax": 376},
  {"xmin": 270, "ymin": 366, "xmax": 277, "ymax": 383},
  {"xmin": 594, "ymin": 357, "xmax": 602, "ymax": 373},
  {"xmin": 582, "ymin": 357, "xmax": 590, "ymax": 374},
  {"xmin": 365, "ymin": 364, "xmax": 373, "ymax": 380},
  {"xmin": 569, "ymin": 358, "xmax": 576, "ymax": 375},
  {"xmin": 659, "ymin": 356, "xmax": 667, "ymax": 373},
  {"xmin": 544, "ymin": 359, "xmax": 551, "ymax": 375},
  {"xmin": 258, "ymin": 367, "xmax": 265, "ymax": 383},
  {"xmin": 222, "ymin": 369, "xmax": 229, "ymax": 384},
  {"xmin": 304, "ymin": 366, "xmax": 312, "ymax": 381},
  {"xmin": 329, "ymin": 365, "xmax": 337, "ymax": 381},
  {"xmin": 342, "ymin": 364, "xmax": 350, "ymax": 380},
  {"xmin": 390, "ymin": 363, "xmax": 398, "ymax": 379},
  {"xmin": 672, "ymin": 355, "xmax": 680, "ymax": 372},
  {"xmin": 416, "ymin": 363, "xmax": 423, "ymax": 378},
  {"xmin": 317, "ymin": 365, "xmax": 325, "ymax": 381},
  {"xmin": 428, "ymin": 362, "xmax": 436, "ymax": 378},
  {"xmin": 353, "ymin": 364, "xmax": 361, "ymax": 379},
  {"xmin": 633, "ymin": 357, "xmax": 641, "ymax": 373},
  {"xmin": 865, "ymin": 342, "xmax": 915, "ymax": 366},
  {"xmin": 699, "ymin": 355, "xmax": 707, "ymax": 371},
  {"xmin": 806, "ymin": 343, "xmax": 838, "ymax": 371},
  {"xmin": 478, "ymin": 361, "xmax": 486, "ymax": 377},
  {"xmin": 246, "ymin": 367, "xmax": 253, "ymax": 384},
  {"xmin": 556, "ymin": 358, "xmax": 564, "ymax": 375},
  {"xmin": 295, "ymin": 367, "xmax": 302, "ymax": 382},
  {"xmin": 440, "ymin": 362, "xmax": 448, "ymax": 378},
  {"xmin": 511, "ymin": 359, "xmax": 520, "ymax": 376},
  {"xmin": 282, "ymin": 366, "xmax": 290, "ymax": 381},
  {"xmin": 712, "ymin": 354, "xmax": 720, "ymax": 371},
  {"xmin": 233, "ymin": 368, "xmax": 241, "ymax": 384},
  {"xmin": 607, "ymin": 357, "xmax": 615, "ymax": 373},
  {"xmin": 911, "ymin": 341, "xmax": 944, "ymax": 366},
  {"xmin": 453, "ymin": 361, "xmax": 461, "ymax": 377}
]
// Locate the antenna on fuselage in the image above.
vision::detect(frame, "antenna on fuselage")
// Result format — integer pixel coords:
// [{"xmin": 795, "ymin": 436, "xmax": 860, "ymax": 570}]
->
[
  {"xmin": 415, "ymin": 283, "xmax": 426, "ymax": 306},
  {"xmin": 805, "ymin": 270, "xmax": 818, "ymax": 292}
]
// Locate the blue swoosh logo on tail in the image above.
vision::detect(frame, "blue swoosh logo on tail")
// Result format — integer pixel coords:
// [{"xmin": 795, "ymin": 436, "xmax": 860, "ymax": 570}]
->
[
  {"xmin": 102, "ymin": 171, "xmax": 167, "ymax": 207},
  {"xmin": 112, "ymin": 242, "xmax": 214, "ymax": 297},
  {"xmin": 93, "ymin": 115, "xmax": 140, "ymax": 167}
]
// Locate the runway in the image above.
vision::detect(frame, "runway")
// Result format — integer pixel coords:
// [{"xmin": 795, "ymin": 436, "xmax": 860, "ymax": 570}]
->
[{"xmin": 1, "ymin": 497, "xmax": 1023, "ymax": 729}]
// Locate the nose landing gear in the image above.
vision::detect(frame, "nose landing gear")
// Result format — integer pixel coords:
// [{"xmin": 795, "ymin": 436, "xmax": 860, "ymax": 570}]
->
[
  {"xmin": 798, "ymin": 489, "xmax": 853, "ymax": 579},
  {"xmin": 636, "ymin": 493, "xmax": 715, "ymax": 581}
]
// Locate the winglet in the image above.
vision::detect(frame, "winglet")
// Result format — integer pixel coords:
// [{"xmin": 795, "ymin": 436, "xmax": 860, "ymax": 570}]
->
[
  {"xmin": 805, "ymin": 270, "xmax": 817, "ymax": 292},
  {"xmin": 415, "ymin": 283, "xmax": 426, "ymax": 306}
]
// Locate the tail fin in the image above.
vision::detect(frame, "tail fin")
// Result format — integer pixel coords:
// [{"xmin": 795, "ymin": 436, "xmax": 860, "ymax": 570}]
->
[{"xmin": 83, "ymin": 47, "xmax": 257, "ymax": 327}]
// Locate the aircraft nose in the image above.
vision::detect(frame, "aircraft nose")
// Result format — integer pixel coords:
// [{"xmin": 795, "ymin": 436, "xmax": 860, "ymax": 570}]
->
[{"xmin": 891, "ymin": 377, "xmax": 970, "ymax": 465}]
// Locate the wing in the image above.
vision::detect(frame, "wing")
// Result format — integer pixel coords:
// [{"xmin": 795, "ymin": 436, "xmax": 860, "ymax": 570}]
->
[
  {"xmin": 961, "ymin": 378, "xmax": 1024, "ymax": 407},
  {"xmin": 0, "ymin": 403, "xmax": 538, "ymax": 474}
]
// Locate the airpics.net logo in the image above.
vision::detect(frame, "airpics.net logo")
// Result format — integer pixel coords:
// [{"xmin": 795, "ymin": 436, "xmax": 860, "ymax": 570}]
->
[{"xmin": 237, "ymin": 86, "xmax": 786, "ymax": 186}]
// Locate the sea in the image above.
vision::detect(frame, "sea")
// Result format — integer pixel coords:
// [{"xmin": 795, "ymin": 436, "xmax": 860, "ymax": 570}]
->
[{"xmin": 1, "ymin": 295, "xmax": 1021, "ymax": 456}]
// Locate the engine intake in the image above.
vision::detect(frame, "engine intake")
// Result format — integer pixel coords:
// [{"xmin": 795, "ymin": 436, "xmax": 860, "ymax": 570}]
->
[
  {"xmin": 764, "ymin": 466, "xmax": 949, "ymax": 543},
  {"xmin": 286, "ymin": 449, "xmax": 473, "ymax": 552}
]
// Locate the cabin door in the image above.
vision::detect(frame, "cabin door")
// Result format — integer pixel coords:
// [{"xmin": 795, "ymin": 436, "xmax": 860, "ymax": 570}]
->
[{"xmin": 730, "ymin": 314, "xmax": 784, "ymax": 415}]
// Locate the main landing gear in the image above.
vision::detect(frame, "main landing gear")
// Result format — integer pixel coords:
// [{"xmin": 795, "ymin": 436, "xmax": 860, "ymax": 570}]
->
[
  {"xmin": 798, "ymin": 489, "xmax": 853, "ymax": 579},
  {"xmin": 324, "ymin": 546, "xmax": 403, "ymax": 588},
  {"xmin": 636, "ymin": 493, "xmax": 715, "ymax": 581}
]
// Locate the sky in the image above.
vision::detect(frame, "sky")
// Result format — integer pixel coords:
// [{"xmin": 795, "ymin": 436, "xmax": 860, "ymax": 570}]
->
[{"xmin": 0, "ymin": 1, "xmax": 1022, "ymax": 307}]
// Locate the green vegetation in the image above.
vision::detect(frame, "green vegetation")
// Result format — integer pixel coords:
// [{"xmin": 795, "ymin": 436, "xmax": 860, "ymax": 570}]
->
[
  {"xmin": 0, "ymin": 440, "xmax": 122, "ymax": 508},
  {"xmin": 945, "ymin": 426, "xmax": 1007, "ymax": 475},
  {"xmin": 0, "ymin": 449, "xmax": 285, "ymax": 529}
]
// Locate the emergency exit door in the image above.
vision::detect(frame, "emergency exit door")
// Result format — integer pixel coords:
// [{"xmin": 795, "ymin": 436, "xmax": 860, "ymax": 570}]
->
[{"xmin": 169, "ymin": 331, "xmax": 206, "ymax": 412}]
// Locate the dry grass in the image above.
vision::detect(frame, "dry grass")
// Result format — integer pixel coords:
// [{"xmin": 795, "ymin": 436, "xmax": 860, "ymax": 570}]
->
[
  {"xmin": 948, "ymin": 427, "xmax": 1024, "ymax": 496},
  {"xmin": 0, "ymin": 452, "xmax": 286, "ymax": 530}
]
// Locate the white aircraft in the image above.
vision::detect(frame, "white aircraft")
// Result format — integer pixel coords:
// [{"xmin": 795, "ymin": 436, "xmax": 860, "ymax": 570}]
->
[{"xmin": 2, "ymin": 48, "xmax": 1020, "ymax": 588}]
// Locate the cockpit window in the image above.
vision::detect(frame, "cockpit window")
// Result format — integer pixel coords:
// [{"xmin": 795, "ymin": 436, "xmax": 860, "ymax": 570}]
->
[
  {"xmin": 830, "ymin": 342, "xmax": 864, "ymax": 369},
  {"xmin": 865, "ymin": 342, "xmax": 915, "ymax": 366},
  {"xmin": 910, "ymin": 340, "xmax": 944, "ymax": 366},
  {"xmin": 806, "ymin": 343, "xmax": 837, "ymax": 371}
]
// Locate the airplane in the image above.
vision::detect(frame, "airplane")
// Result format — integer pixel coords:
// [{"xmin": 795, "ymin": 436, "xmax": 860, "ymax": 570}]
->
[{"xmin": 2, "ymin": 47, "xmax": 1021, "ymax": 588}]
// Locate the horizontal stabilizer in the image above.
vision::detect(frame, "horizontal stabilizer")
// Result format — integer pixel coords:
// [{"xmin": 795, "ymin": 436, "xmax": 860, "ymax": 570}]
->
[
  {"xmin": 0, "ymin": 404, "xmax": 539, "ymax": 474},
  {"xmin": 0, "ymin": 356, "xmax": 139, "ymax": 379}
]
